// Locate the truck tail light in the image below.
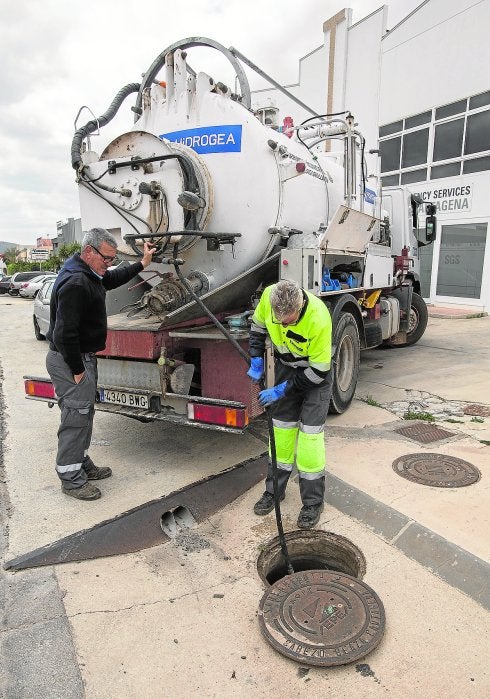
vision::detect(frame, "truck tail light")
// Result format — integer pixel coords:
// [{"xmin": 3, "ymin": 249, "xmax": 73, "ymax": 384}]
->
[
  {"xmin": 187, "ymin": 403, "xmax": 248, "ymax": 428},
  {"xmin": 24, "ymin": 378, "xmax": 56, "ymax": 399}
]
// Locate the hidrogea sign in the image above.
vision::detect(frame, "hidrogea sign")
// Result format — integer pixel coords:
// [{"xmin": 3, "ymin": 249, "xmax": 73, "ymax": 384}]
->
[{"xmin": 160, "ymin": 125, "xmax": 242, "ymax": 154}]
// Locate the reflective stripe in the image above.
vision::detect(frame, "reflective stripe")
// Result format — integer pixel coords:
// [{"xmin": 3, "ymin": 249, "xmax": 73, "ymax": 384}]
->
[
  {"xmin": 277, "ymin": 462, "xmax": 294, "ymax": 472},
  {"xmin": 272, "ymin": 419, "xmax": 299, "ymax": 429},
  {"xmin": 300, "ymin": 423, "xmax": 325, "ymax": 435},
  {"xmin": 310, "ymin": 360, "xmax": 331, "ymax": 371},
  {"xmin": 251, "ymin": 322, "xmax": 267, "ymax": 334},
  {"xmin": 298, "ymin": 469, "xmax": 325, "ymax": 480},
  {"xmin": 304, "ymin": 367, "xmax": 324, "ymax": 384},
  {"xmin": 56, "ymin": 462, "xmax": 82, "ymax": 474},
  {"xmin": 296, "ymin": 430, "xmax": 325, "ymax": 473},
  {"xmin": 279, "ymin": 357, "xmax": 309, "ymax": 368}
]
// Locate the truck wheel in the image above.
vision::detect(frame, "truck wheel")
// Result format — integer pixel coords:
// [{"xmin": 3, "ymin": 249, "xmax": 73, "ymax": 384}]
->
[
  {"xmin": 33, "ymin": 317, "xmax": 45, "ymax": 341},
  {"xmin": 404, "ymin": 292, "xmax": 428, "ymax": 346},
  {"xmin": 329, "ymin": 312, "xmax": 360, "ymax": 414}
]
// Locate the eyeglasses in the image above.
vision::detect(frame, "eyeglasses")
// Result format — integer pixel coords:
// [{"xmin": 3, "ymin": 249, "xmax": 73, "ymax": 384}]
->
[
  {"xmin": 91, "ymin": 245, "xmax": 117, "ymax": 263},
  {"xmin": 272, "ymin": 311, "xmax": 301, "ymax": 326}
]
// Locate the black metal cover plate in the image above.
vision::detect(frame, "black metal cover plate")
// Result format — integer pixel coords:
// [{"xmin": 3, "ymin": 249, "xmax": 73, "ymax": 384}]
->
[
  {"xmin": 258, "ymin": 571, "xmax": 385, "ymax": 667},
  {"xmin": 395, "ymin": 422, "xmax": 456, "ymax": 444},
  {"xmin": 392, "ymin": 453, "xmax": 481, "ymax": 487}
]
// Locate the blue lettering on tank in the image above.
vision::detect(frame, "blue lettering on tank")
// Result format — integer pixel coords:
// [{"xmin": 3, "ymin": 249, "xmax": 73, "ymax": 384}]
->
[{"xmin": 160, "ymin": 125, "xmax": 242, "ymax": 154}]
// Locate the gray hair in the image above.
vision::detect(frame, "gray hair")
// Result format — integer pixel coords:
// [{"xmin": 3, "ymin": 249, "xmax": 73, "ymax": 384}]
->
[
  {"xmin": 81, "ymin": 227, "xmax": 118, "ymax": 252},
  {"xmin": 270, "ymin": 280, "xmax": 303, "ymax": 319}
]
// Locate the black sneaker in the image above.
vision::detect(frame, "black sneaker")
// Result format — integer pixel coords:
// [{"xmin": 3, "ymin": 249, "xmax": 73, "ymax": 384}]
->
[
  {"xmin": 253, "ymin": 491, "xmax": 285, "ymax": 516},
  {"xmin": 83, "ymin": 457, "xmax": 112, "ymax": 480},
  {"xmin": 297, "ymin": 503, "xmax": 324, "ymax": 529},
  {"xmin": 61, "ymin": 483, "xmax": 101, "ymax": 500}
]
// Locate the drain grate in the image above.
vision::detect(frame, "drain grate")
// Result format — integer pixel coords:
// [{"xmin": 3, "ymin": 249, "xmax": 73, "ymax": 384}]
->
[
  {"xmin": 392, "ymin": 453, "xmax": 481, "ymax": 487},
  {"xmin": 395, "ymin": 422, "xmax": 456, "ymax": 444},
  {"xmin": 258, "ymin": 571, "xmax": 385, "ymax": 667}
]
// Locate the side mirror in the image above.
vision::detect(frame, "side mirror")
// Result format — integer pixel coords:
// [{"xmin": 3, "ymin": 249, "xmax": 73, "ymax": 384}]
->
[{"xmin": 425, "ymin": 215, "xmax": 436, "ymax": 242}]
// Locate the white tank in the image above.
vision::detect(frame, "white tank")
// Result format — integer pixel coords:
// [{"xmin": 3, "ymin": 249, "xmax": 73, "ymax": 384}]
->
[{"xmin": 77, "ymin": 47, "xmax": 347, "ymax": 315}]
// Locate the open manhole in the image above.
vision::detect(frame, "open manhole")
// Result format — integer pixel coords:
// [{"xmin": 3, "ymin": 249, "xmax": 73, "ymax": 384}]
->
[
  {"xmin": 258, "ymin": 570, "xmax": 385, "ymax": 667},
  {"xmin": 257, "ymin": 530, "xmax": 366, "ymax": 586},
  {"xmin": 395, "ymin": 422, "xmax": 456, "ymax": 444},
  {"xmin": 392, "ymin": 453, "xmax": 481, "ymax": 487}
]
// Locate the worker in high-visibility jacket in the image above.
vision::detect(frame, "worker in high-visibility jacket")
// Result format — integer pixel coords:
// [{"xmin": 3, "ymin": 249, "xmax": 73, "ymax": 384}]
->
[{"xmin": 247, "ymin": 279, "xmax": 332, "ymax": 529}]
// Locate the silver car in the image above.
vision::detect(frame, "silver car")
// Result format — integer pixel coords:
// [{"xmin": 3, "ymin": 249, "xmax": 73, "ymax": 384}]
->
[
  {"xmin": 19, "ymin": 273, "xmax": 57, "ymax": 298},
  {"xmin": 33, "ymin": 279, "xmax": 55, "ymax": 340}
]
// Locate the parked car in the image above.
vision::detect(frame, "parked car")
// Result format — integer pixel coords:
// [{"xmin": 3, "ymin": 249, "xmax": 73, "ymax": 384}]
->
[
  {"xmin": 9, "ymin": 271, "xmax": 49, "ymax": 296},
  {"xmin": 33, "ymin": 279, "xmax": 55, "ymax": 340},
  {"xmin": 0, "ymin": 276, "xmax": 12, "ymax": 295},
  {"xmin": 19, "ymin": 273, "xmax": 57, "ymax": 298}
]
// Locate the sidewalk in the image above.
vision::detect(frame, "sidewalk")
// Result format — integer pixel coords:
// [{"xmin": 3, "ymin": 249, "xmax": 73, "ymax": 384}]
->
[{"xmin": 427, "ymin": 304, "xmax": 487, "ymax": 319}]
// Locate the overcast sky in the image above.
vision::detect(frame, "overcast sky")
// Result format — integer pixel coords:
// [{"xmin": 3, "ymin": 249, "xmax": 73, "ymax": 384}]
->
[{"xmin": 0, "ymin": 0, "xmax": 421, "ymax": 245}]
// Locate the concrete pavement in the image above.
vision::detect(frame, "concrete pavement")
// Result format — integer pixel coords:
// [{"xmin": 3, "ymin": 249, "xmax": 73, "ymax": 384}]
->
[{"xmin": 1, "ymin": 296, "xmax": 489, "ymax": 698}]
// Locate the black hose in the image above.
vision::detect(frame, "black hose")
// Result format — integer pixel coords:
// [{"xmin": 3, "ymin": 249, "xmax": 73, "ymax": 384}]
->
[
  {"xmin": 71, "ymin": 83, "xmax": 141, "ymax": 171},
  {"xmin": 171, "ymin": 243, "xmax": 294, "ymax": 575}
]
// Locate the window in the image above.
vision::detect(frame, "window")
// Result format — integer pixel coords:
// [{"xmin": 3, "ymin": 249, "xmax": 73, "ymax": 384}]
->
[
  {"xmin": 379, "ymin": 120, "xmax": 403, "ymax": 137},
  {"xmin": 435, "ymin": 99, "xmax": 467, "ymax": 120},
  {"xmin": 431, "ymin": 162, "xmax": 461, "ymax": 179},
  {"xmin": 433, "ymin": 119, "xmax": 464, "ymax": 161},
  {"xmin": 400, "ymin": 168, "xmax": 427, "ymax": 184},
  {"xmin": 436, "ymin": 224, "xmax": 487, "ymax": 298},
  {"xmin": 469, "ymin": 90, "xmax": 490, "ymax": 110},
  {"xmin": 380, "ymin": 137, "xmax": 401, "ymax": 172},
  {"xmin": 464, "ymin": 111, "xmax": 490, "ymax": 155},
  {"xmin": 463, "ymin": 156, "xmax": 490, "ymax": 174},
  {"xmin": 401, "ymin": 128, "xmax": 429, "ymax": 168},
  {"xmin": 405, "ymin": 111, "xmax": 431, "ymax": 129},
  {"xmin": 381, "ymin": 174, "xmax": 399, "ymax": 187}
]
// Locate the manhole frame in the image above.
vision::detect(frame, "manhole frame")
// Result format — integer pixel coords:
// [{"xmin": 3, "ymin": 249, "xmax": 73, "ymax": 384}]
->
[
  {"xmin": 392, "ymin": 452, "xmax": 481, "ymax": 488},
  {"xmin": 257, "ymin": 530, "xmax": 367, "ymax": 587}
]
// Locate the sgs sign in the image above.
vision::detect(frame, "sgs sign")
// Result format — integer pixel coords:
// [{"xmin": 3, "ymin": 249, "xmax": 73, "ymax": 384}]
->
[{"xmin": 444, "ymin": 254, "xmax": 461, "ymax": 264}]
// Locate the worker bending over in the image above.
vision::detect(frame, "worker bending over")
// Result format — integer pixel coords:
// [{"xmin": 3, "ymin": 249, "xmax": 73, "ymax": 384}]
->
[{"xmin": 247, "ymin": 279, "xmax": 332, "ymax": 529}]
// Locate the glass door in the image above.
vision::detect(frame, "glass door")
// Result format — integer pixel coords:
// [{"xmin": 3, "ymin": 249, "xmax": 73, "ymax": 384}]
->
[{"xmin": 435, "ymin": 222, "xmax": 487, "ymax": 300}]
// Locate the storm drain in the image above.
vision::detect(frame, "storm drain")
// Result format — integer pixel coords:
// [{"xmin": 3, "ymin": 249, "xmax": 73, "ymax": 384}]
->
[
  {"xmin": 257, "ymin": 530, "xmax": 366, "ymax": 586},
  {"xmin": 392, "ymin": 453, "xmax": 481, "ymax": 487},
  {"xmin": 395, "ymin": 422, "xmax": 456, "ymax": 444}
]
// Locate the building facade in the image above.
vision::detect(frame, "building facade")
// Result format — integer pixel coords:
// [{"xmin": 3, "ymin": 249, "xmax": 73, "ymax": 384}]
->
[{"xmin": 252, "ymin": 0, "xmax": 490, "ymax": 310}]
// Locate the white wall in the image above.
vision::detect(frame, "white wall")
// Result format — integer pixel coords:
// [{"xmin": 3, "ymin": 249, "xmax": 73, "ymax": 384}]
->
[{"xmin": 380, "ymin": 0, "xmax": 490, "ymax": 123}]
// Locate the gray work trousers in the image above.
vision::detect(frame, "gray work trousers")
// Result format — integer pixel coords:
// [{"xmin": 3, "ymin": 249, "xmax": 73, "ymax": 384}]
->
[
  {"xmin": 46, "ymin": 349, "xmax": 97, "ymax": 489},
  {"xmin": 265, "ymin": 361, "xmax": 332, "ymax": 507}
]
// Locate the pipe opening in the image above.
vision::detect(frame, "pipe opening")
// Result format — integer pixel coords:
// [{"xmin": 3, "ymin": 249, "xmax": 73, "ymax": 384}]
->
[
  {"xmin": 257, "ymin": 530, "xmax": 366, "ymax": 586},
  {"xmin": 160, "ymin": 505, "xmax": 196, "ymax": 538}
]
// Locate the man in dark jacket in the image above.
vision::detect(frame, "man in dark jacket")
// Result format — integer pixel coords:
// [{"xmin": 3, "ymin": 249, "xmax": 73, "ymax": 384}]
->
[{"xmin": 46, "ymin": 227, "xmax": 155, "ymax": 500}]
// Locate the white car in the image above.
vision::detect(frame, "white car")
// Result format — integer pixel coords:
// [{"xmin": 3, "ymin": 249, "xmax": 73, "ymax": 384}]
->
[
  {"xmin": 19, "ymin": 273, "xmax": 57, "ymax": 298},
  {"xmin": 33, "ymin": 279, "xmax": 55, "ymax": 340}
]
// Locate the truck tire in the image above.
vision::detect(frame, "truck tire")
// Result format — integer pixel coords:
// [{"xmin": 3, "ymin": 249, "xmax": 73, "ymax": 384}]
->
[
  {"xmin": 329, "ymin": 312, "xmax": 360, "ymax": 414},
  {"xmin": 404, "ymin": 292, "xmax": 428, "ymax": 346}
]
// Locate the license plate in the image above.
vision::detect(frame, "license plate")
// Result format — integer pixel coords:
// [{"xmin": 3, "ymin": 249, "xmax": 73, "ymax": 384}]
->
[{"xmin": 99, "ymin": 389, "xmax": 149, "ymax": 409}]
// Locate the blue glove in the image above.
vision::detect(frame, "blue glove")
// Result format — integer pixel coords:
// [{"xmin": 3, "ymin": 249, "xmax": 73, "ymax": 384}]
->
[
  {"xmin": 247, "ymin": 357, "xmax": 264, "ymax": 382},
  {"xmin": 258, "ymin": 381, "xmax": 288, "ymax": 406}
]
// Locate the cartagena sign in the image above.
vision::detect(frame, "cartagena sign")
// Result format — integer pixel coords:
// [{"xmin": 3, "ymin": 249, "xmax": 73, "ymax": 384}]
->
[
  {"xmin": 160, "ymin": 125, "xmax": 242, "ymax": 154},
  {"xmin": 411, "ymin": 183, "xmax": 473, "ymax": 213}
]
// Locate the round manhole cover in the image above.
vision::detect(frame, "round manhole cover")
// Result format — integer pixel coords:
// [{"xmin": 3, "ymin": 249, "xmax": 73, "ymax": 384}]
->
[
  {"xmin": 258, "ymin": 570, "xmax": 385, "ymax": 667},
  {"xmin": 392, "ymin": 453, "xmax": 481, "ymax": 487}
]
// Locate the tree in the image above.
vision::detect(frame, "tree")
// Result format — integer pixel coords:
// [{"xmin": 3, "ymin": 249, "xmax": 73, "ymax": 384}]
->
[{"xmin": 58, "ymin": 242, "xmax": 81, "ymax": 262}]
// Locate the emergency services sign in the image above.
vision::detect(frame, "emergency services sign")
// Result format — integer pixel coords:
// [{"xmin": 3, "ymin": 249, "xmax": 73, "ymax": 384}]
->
[{"xmin": 160, "ymin": 125, "xmax": 242, "ymax": 154}]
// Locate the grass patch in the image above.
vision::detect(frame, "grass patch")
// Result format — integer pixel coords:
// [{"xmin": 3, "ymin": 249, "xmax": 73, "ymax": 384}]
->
[
  {"xmin": 479, "ymin": 440, "xmax": 490, "ymax": 446},
  {"xmin": 445, "ymin": 418, "xmax": 464, "ymax": 424},
  {"xmin": 361, "ymin": 395, "xmax": 382, "ymax": 408},
  {"xmin": 403, "ymin": 411, "xmax": 435, "ymax": 422},
  {"xmin": 471, "ymin": 416, "xmax": 484, "ymax": 423}
]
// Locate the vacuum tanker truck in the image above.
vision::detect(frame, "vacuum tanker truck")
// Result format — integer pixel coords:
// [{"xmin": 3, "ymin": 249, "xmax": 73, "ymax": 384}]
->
[{"xmin": 25, "ymin": 37, "xmax": 436, "ymax": 432}]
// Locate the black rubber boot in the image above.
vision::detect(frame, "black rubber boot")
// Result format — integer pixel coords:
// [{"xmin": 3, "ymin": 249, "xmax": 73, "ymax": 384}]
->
[{"xmin": 297, "ymin": 503, "xmax": 324, "ymax": 529}]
